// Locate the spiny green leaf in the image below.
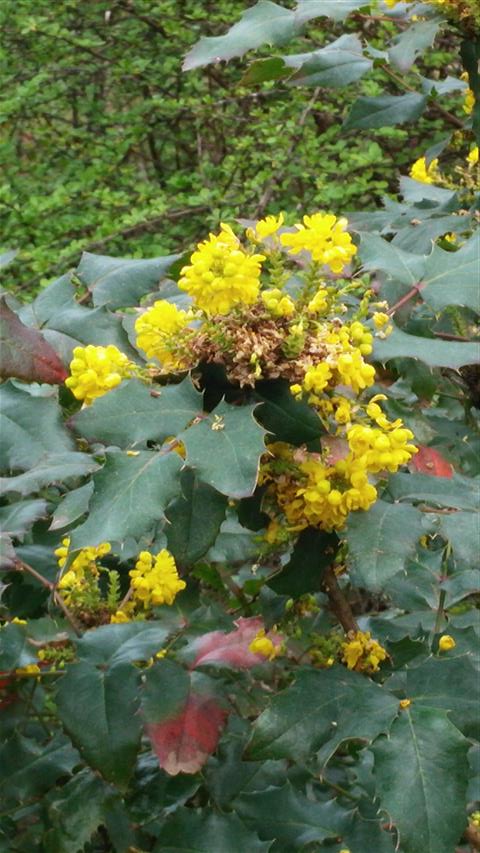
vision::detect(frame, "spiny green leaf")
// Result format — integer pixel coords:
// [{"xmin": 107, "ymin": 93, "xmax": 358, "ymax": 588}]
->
[
  {"xmin": 76, "ymin": 621, "xmax": 179, "ymax": 667},
  {"xmin": 0, "ymin": 499, "xmax": 48, "ymax": 540},
  {"xmin": 346, "ymin": 500, "xmax": 424, "ymax": 591},
  {"xmin": 268, "ymin": 528, "xmax": 337, "ymax": 596},
  {"xmin": 421, "ymin": 233, "xmax": 480, "ymax": 313},
  {"xmin": 386, "ymin": 472, "xmax": 479, "ymax": 510},
  {"xmin": 388, "ymin": 20, "xmax": 440, "ymax": 73},
  {"xmin": 235, "ymin": 782, "xmax": 348, "ymax": 848},
  {"xmin": 0, "ymin": 382, "xmax": 74, "ymax": 472},
  {"xmin": 77, "ymin": 251, "xmax": 181, "ymax": 308},
  {"xmin": 247, "ymin": 667, "xmax": 398, "ymax": 764},
  {"xmin": 0, "ymin": 733, "xmax": 79, "ymax": 805},
  {"xmin": 372, "ymin": 705, "xmax": 469, "ymax": 853},
  {"xmin": 374, "ymin": 326, "xmax": 480, "ymax": 368},
  {"xmin": 49, "ymin": 482, "xmax": 93, "ymax": 532},
  {"xmin": 183, "ymin": 1, "xmax": 298, "ymax": 71},
  {"xmin": 55, "ymin": 660, "xmax": 141, "ymax": 787},
  {"xmin": 71, "ymin": 377, "xmax": 203, "ymax": 449},
  {"xmin": 0, "ymin": 452, "xmax": 99, "ymax": 498},
  {"xmin": 254, "ymin": 379, "xmax": 324, "ymax": 445},
  {"xmin": 44, "ymin": 769, "xmax": 113, "ymax": 853},
  {"xmin": 344, "ymin": 93, "xmax": 427, "ymax": 130},
  {"xmin": 181, "ymin": 401, "xmax": 266, "ymax": 499},
  {"xmin": 165, "ymin": 468, "xmax": 227, "ymax": 565},
  {"xmin": 69, "ymin": 449, "xmax": 182, "ymax": 548},
  {"xmin": 295, "ymin": 0, "xmax": 367, "ymax": 23},
  {"xmin": 288, "ymin": 34, "xmax": 372, "ymax": 88},
  {"xmin": 437, "ymin": 511, "xmax": 479, "ymax": 564},
  {"xmin": 153, "ymin": 808, "xmax": 270, "ymax": 853}
]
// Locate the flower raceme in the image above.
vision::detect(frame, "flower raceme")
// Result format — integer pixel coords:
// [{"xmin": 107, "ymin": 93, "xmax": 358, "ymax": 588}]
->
[
  {"xmin": 280, "ymin": 213, "xmax": 357, "ymax": 273},
  {"xmin": 409, "ymin": 156, "xmax": 440, "ymax": 185},
  {"xmin": 135, "ymin": 300, "xmax": 192, "ymax": 368},
  {"xmin": 341, "ymin": 630, "xmax": 387, "ymax": 674},
  {"xmin": 129, "ymin": 550, "xmax": 186, "ymax": 609},
  {"xmin": 65, "ymin": 344, "xmax": 135, "ymax": 405}
]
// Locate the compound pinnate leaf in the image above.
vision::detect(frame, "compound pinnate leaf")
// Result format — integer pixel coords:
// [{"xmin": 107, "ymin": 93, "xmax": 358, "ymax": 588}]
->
[
  {"xmin": 71, "ymin": 377, "xmax": 202, "ymax": 449},
  {"xmin": 344, "ymin": 93, "xmax": 427, "ymax": 130},
  {"xmin": 235, "ymin": 782, "xmax": 348, "ymax": 848},
  {"xmin": 55, "ymin": 660, "xmax": 141, "ymax": 788},
  {"xmin": 181, "ymin": 401, "xmax": 266, "ymax": 499},
  {"xmin": 69, "ymin": 449, "xmax": 182, "ymax": 549},
  {"xmin": 373, "ymin": 705, "xmax": 469, "ymax": 853},
  {"xmin": 346, "ymin": 500, "xmax": 424, "ymax": 591},
  {"xmin": 76, "ymin": 251, "xmax": 181, "ymax": 308},
  {"xmin": 142, "ymin": 660, "xmax": 227, "ymax": 775},
  {"xmin": 165, "ymin": 468, "xmax": 227, "ymax": 565},
  {"xmin": 247, "ymin": 667, "xmax": 398, "ymax": 764},
  {"xmin": 0, "ymin": 297, "xmax": 68, "ymax": 385},
  {"xmin": 153, "ymin": 809, "xmax": 270, "ymax": 853},
  {"xmin": 183, "ymin": 0, "xmax": 298, "ymax": 70}
]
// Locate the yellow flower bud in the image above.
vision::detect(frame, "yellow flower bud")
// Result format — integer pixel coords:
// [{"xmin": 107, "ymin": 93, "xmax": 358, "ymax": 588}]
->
[{"xmin": 439, "ymin": 635, "xmax": 456, "ymax": 652}]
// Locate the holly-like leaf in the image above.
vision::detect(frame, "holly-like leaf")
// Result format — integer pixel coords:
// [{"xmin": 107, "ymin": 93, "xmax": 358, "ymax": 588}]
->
[
  {"xmin": 49, "ymin": 482, "xmax": 93, "ymax": 531},
  {"xmin": 76, "ymin": 251, "xmax": 181, "ymax": 309},
  {"xmin": 247, "ymin": 667, "xmax": 398, "ymax": 765},
  {"xmin": 235, "ymin": 782, "xmax": 347, "ymax": 848},
  {"xmin": 421, "ymin": 233, "xmax": 480, "ymax": 313},
  {"xmin": 411, "ymin": 445, "xmax": 453, "ymax": 478},
  {"xmin": 69, "ymin": 449, "xmax": 182, "ymax": 549},
  {"xmin": 0, "ymin": 623, "xmax": 39, "ymax": 671},
  {"xmin": 344, "ymin": 93, "xmax": 427, "ymax": 130},
  {"xmin": 0, "ymin": 499, "xmax": 47, "ymax": 541},
  {"xmin": 372, "ymin": 705, "xmax": 469, "ymax": 853},
  {"xmin": 1, "ymin": 452, "xmax": 99, "ymax": 498},
  {"xmin": 55, "ymin": 660, "xmax": 141, "ymax": 787},
  {"xmin": 165, "ymin": 468, "xmax": 227, "ymax": 565},
  {"xmin": 374, "ymin": 326, "xmax": 480, "ymax": 369},
  {"xmin": 0, "ymin": 533, "xmax": 17, "ymax": 570},
  {"xmin": 44, "ymin": 769, "xmax": 113, "ymax": 853},
  {"xmin": 71, "ymin": 377, "xmax": 202, "ymax": 449},
  {"xmin": 388, "ymin": 20, "xmax": 440, "ymax": 73},
  {"xmin": 183, "ymin": 1, "xmax": 298, "ymax": 70},
  {"xmin": 254, "ymin": 379, "xmax": 324, "ymax": 445},
  {"xmin": 0, "ymin": 382, "xmax": 74, "ymax": 472},
  {"xmin": 346, "ymin": 500, "xmax": 423, "ymax": 591},
  {"xmin": 0, "ymin": 733, "xmax": 79, "ymax": 805},
  {"xmin": 142, "ymin": 660, "xmax": 227, "ymax": 775},
  {"xmin": 0, "ymin": 297, "xmax": 68, "ymax": 384},
  {"xmin": 153, "ymin": 809, "xmax": 270, "ymax": 853},
  {"xmin": 268, "ymin": 528, "xmax": 337, "ymax": 596},
  {"xmin": 187, "ymin": 616, "xmax": 282, "ymax": 669},
  {"xmin": 181, "ymin": 401, "xmax": 266, "ymax": 499},
  {"xmin": 438, "ymin": 511, "xmax": 479, "ymax": 564},
  {"xmin": 288, "ymin": 34, "xmax": 372, "ymax": 88},
  {"xmin": 387, "ymin": 472, "xmax": 479, "ymax": 511},
  {"xmin": 76, "ymin": 621, "xmax": 179, "ymax": 667}
]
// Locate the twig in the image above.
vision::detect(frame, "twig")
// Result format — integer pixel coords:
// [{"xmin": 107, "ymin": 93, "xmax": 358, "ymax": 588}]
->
[
  {"xmin": 322, "ymin": 565, "xmax": 358, "ymax": 634},
  {"xmin": 381, "ymin": 64, "xmax": 464, "ymax": 129},
  {"xmin": 15, "ymin": 560, "xmax": 83, "ymax": 637},
  {"xmin": 387, "ymin": 281, "xmax": 425, "ymax": 316}
]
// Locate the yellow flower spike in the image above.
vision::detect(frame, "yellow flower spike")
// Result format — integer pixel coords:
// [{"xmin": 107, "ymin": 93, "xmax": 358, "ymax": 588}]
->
[
  {"xmin": 400, "ymin": 698, "xmax": 412, "ymax": 709},
  {"xmin": 178, "ymin": 224, "xmax": 265, "ymax": 315},
  {"xmin": 249, "ymin": 213, "xmax": 285, "ymax": 241},
  {"xmin": 439, "ymin": 634, "xmax": 456, "ymax": 652},
  {"xmin": 65, "ymin": 345, "xmax": 134, "ymax": 405},
  {"xmin": 409, "ymin": 156, "xmax": 440, "ymax": 185},
  {"xmin": 280, "ymin": 212, "xmax": 357, "ymax": 274},
  {"xmin": 341, "ymin": 631, "xmax": 387, "ymax": 673},
  {"xmin": 135, "ymin": 300, "xmax": 193, "ymax": 369},
  {"xmin": 467, "ymin": 146, "xmax": 479, "ymax": 166},
  {"xmin": 129, "ymin": 549, "xmax": 185, "ymax": 609},
  {"xmin": 261, "ymin": 288, "xmax": 296, "ymax": 317}
]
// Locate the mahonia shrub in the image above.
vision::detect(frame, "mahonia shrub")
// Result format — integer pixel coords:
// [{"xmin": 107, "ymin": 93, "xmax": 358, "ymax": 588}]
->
[{"xmin": 0, "ymin": 1, "xmax": 479, "ymax": 852}]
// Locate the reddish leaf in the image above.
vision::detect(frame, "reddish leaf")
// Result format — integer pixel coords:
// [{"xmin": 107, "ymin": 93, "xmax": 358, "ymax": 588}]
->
[
  {"xmin": 190, "ymin": 616, "xmax": 282, "ymax": 669},
  {"xmin": 146, "ymin": 692, "xmax": 227, "ymax": 776},
  {"xmin": 0, "ymin": 297, "xmax": 68, "ymax": 384},
  {"xmin": 411, "ymin": 445, "xmax": 453, "ymax": 478}
]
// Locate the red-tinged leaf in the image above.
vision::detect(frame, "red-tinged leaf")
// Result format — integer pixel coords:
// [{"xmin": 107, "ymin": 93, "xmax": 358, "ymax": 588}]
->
[
  {"xmin": 411, "ymin": 445, "xmax": 453, "ymax": 478},
  {"xmin": 0, "ymin": 297, "xmax": 68, "ymax": 385},
  {"xmin": 142, "ymin": 662, "xmax": 227, "ymax": 776},
  {"xmin": 189, "ymin": 616, "xmax": 283, "ymax": 669}
]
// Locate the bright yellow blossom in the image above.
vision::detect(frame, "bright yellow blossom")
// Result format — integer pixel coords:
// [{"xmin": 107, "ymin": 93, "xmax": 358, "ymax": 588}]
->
[
  {"xmin": 307, "ymin": 287, "xmax": 329, "ymax": 314},
  {"xmin": 247, "ymin": 213, "xmax": 284, "ymax": 241},
  {"xmin": 15, "ymin": 664, "xmax": 41, "ymax": 677},
  {"xmin": 129, "ymin": 549, "xmax": 186, "ymax": 609},
  {"xmin": 409, "ymin": 156, "xmax": 440, "ymax": 185},
  {"xmin": 342, "ymin": 631, "xmax": 387, "ymax": 673},
  {"xmin": 135, "ymin": 300, "xmax": 192, "ymax": 368},
  {"xmin": 55, "ymin": 537, "xmax": 111, "ymax": 572},
  {"xmin": 261, "ymin": 288, "xmax": 296, "ymax": 317},
  {"xmin": 400, "ymin": 698, "xmax": 412, "ymax": 709},
  {"xmin": 65, "ymin": 345, "xmax": 134, "ymax": 405},
  {"xmin": 179, "ymin": 223, "xmax": 264, "ymax": 315},
  {"xmin": 280, "ymin": 213, "xmax": 357, "ymax": 274},
  {"xmin": 439, "ymin": 634, "xmax": 456, "ymax": 652},
  {"xmin": 463, "ymin": 88, "xmax": 475, "ymax": 115},
  {"xmin": 467, "ymin": 146, "xmax": 479, "ymax": 166},
  {"xmin": 249, "ymin": 629, "xmax": 281, "ymax": 661}
]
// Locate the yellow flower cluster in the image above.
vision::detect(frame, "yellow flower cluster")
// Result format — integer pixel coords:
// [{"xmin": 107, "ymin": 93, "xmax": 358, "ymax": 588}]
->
[
  {"xmin": 280, "ymin": 213, "xmax": 357, "ymax": 274},
  {"xmin": 129, "ymin": 549, "xmax": 186, "ymax": 608},
  {"xmin": 341, "ymin": 631, "xmax": 387, "ymax": 673},
  {"xmin": 248, "ymin": 629, "xmax": 281, "ymax": 661},
  {"xmin": 261, "ymin": 288, "xmax": 295, "ymax": 317},
  {"xmin": 54, "ymin": 538, "xmax": 111, "ymax": 606},
  {"xmin": 135, "ymin": 300, "xmax": 192, "ymax": 368},
  {"xmin": 178, "ymin": 223, "xmax": 265, "ymax": 315},
  {"xmin": 247, "ymin": 213, "xmax": 284, "ymax": 242},
  {"xmin": 301, "ymin": 322, "xmax": 375, "ymax": 399},
  {"xmin": 262, "ymin": 400, "xmax": 416, "ymax": 533},
  {"xmin": 464, "ymin": 87, "xmax": 475, "ymax": 115},
  {"xmin": 66, "ymin": 345, "xmax": 134, "ymax": 405},
  {"xmin": 467, "ymin": 146, "xmax": 479, "ymax": 166},
  {"xmin": 55, "ymin": 537, "xmax": 111, "ymax": 571},
  {"xmin": 409, "ymin": 156, "xmax": 440, "ymax": 185}
]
